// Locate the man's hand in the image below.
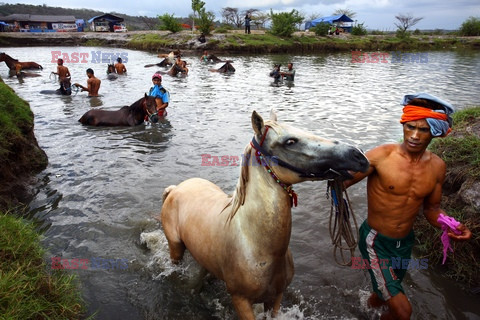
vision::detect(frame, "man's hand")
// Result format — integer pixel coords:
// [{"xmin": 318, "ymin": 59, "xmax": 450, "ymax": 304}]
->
[{"xmin": 448, "ymin": 223, "xmax": 472, "ymax": 241}]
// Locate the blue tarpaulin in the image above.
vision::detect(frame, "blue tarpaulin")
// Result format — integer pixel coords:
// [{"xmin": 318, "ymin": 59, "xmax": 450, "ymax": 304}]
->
[{"xmin": 305, "ymin": 14, "xmax": 353, "ymax": 30}]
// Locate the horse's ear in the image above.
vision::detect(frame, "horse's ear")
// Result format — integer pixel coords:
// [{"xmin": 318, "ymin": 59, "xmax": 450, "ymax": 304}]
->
[
  {"xmin": 144, "ymin": 93, "xmax": 148, "ymax": 98},
  {"xmin": 251, "ymin": 111, "xmax": 264, "ymax": 136},
  {"xmin": 269, "ymin": 109, "xmax": 278, "ymax": 122}
]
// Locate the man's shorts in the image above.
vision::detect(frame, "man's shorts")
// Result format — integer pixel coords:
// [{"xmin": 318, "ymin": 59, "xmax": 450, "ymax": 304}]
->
[{"xmin": 358, "ymin": 220, "xmax": 415, "ymax": 301}]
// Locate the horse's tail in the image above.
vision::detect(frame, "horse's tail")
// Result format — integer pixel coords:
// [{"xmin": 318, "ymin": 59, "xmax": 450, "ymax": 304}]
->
[{"xmin": 162, "ymin": 185, "xmax": 177, "ymax": 203}]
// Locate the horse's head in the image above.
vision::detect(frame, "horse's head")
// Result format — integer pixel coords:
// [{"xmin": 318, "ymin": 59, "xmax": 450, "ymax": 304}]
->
[
  {"xmin": 143, "ymin": 93, "xmax": 159, "ymax": 123},
  {"xmin": 60, "ymin": 78, "xmax": 72, "ymax": 95},
  {"xmin": 250, "ymin": 110, "xmax": 369, "ymax": 184},
  {"xmin": 107, "ymin": 64, "xmax": 115, "ymax": 74}
]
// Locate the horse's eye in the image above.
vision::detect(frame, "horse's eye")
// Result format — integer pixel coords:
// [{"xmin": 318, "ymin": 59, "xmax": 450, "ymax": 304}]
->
[{"xmin": 285, "ymin": 139, "xmax": 297, "ymax": 146}]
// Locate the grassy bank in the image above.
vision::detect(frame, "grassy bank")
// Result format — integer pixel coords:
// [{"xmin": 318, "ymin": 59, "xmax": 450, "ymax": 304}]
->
[
  {"xmin": 126, "ymin": 31, "xmax": 480, "ymax": 53},
  {"xmin": 0, "ymin": 79, "xmax": 48, "ymax": 208},
  {"xmin": 415, "ymin": 107, "xmax": 480, "ymax": 287},
  {"xmin": 0, "ymin": 212, "xmax": 86, "ymax": 319}
]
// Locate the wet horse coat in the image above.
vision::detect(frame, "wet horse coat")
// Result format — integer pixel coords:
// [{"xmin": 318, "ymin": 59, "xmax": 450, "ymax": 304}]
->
[
  {"xmin": 160, "ymin": 111, "xmax": 369, "ymax": 320},
  {"xmin": 78, "ymin": 94, "xmax": 158, "ymax": 126},
  {"xmin": 0, "ymin": 52, "xmax": 43, "ymax": 73}
]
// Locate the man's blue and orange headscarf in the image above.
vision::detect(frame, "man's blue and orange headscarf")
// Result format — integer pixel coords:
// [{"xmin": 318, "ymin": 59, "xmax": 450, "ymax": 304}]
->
[{"xmin": 400, "ymin": 93, "xmax": 455, "ymax": 137}]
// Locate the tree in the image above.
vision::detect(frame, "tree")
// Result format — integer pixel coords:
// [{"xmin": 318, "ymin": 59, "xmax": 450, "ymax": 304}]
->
[
  {"xmin": 394, "ymin": 13, "xmax": 423, "ymax": 33},
  {"xmin": 251, "ymin": 11, "xmax": 270, "ymax": 30},
  {"xmin": 221, "ymin": 7, "xmax": 242, "ymax": 28},
  {"xmin": 158, "ymin": 13, "xmax": 182, "ymax": 33},
  {"xmin": 269, "ymin": 9, "xmax": 304, "ymax": 37},
  {"xmin": 333, "ymin": 8, "xmax": 356, "ymax": 19},
  {"xmin": 459, "ymin": 16, "xmax": 480, "ymax": 36},
  {"xmin": 191, "ymin": 0, "xmax": 205, "ymax": 32},
  {"xmin": 196, "ymin": 8, "xmax": 215, "ymax": 35}
]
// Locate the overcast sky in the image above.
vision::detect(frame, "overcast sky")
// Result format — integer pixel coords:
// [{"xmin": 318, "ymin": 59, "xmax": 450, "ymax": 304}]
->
[{"xmin": 2, "ymin": 0, "xmax": 479, "ymax": 30}]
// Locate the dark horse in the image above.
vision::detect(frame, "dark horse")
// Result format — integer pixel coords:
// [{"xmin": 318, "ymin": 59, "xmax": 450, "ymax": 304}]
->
[
  {"xmin": 209, "ymin": 61, "xmax": 235, "ymax": 73},
  {"xmin": 79, "ymin": 94, "xmax": 159, "ymax": 126},
  {"xmin": 107, "ymin": 64, "xmax": 118, "ymax": 80},
  {"xmin": 40, "ymin": 78, "xmax": 73, "ymax": 95},
  {"xmin": 0, "ymin": 52, "xmax": 43, "ymax": 72},
  {"xmin": 167, "ymin": 62, "xmax": 188, "ymax": 76}
]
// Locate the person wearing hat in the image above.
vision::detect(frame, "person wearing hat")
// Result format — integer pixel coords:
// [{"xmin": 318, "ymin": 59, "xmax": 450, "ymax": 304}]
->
[
  {"xmin": 344, "ymin": 93, "xmax": 471, "ymax": 319},
  {"xmin": 74, "ymin": 68, "xmax": 101, "ymax": 97},
  {"xmin": 148, "ymin": 72, "xmax": 169, "ymax": 117}
]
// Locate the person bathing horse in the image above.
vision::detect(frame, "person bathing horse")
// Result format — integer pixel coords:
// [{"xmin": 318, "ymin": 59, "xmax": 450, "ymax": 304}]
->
[
  {"xmin": 78, "ymin": 94, "xmax": 158, "ymax": 126},
  {"xmin": 160, "ymin": 110, "xmax": 369, "ymax": 320},
  {"xmin": 0, "ymin": 52, "xmax": 43, "ymax": 74}
]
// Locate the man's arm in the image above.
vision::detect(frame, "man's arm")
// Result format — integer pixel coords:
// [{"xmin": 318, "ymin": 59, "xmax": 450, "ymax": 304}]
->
[
  {"xmin": 155, "ymin": 98, "xmax": 168, "ymax": 111},
  {"xmin": 423, "ymin": 159, "xmax": 472, "ymax": 240}
]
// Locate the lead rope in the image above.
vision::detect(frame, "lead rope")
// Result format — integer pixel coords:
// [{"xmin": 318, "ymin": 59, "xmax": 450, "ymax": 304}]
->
[{"xmin": 327, "ymin": 179, "xmax": 359, "ymax": 266}]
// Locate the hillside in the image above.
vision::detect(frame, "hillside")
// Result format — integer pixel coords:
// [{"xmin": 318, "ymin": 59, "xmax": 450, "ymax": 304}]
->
[{"xmin": 0, "ymin": 3, "xmax": 159, "ymax": 30}]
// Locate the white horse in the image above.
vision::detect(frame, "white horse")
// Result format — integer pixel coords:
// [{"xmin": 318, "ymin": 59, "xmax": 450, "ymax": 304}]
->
[{"xmin": 160, "ymin": 110, "xmax": 369, "ymax": 319}]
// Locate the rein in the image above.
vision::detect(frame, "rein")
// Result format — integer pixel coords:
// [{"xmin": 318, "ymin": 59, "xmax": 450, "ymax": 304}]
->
[
  {"xmin": 327, "ymin": 179, "xmax": 358, "ymax": 266},
  {"xmin": 250, "ymin": 126, "xmax": 298, "ymax": 207}
]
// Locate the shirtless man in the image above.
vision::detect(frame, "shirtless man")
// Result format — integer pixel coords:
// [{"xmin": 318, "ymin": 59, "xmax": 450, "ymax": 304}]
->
[
  {"xmin": 114, "ymin": 57, "xmax": 127, "ymax": 74},
  {"xmin": 53, "ymin": 58, "xmax": 70, "ymax": 81},
  {"xmin": 345, "ymin": 93, "xmax": 472, "ymax": 319},
  {"xmin": 74, "ymin": 68, "xmax": 101, "ymax": 97}
]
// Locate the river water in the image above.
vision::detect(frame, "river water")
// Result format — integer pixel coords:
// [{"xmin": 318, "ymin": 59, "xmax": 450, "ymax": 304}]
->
[{"xmin": 2, "ymin": 47, "xmax": 480, "ymax": 320}]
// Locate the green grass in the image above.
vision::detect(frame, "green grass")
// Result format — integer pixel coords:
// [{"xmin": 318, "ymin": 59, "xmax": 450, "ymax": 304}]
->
[
  {"xmin": 127, "ymin": 33, "xmax": 174, "ymax": 50},
  {"xmin": 0, "ymin": 212, "xmax": 87, "ymax": 319},
  {"xmin": 416, "ymin": 106, "xmax": 480, "ymax": 286},
  {"xmin": 0, "ymin": 81, "xmax": 33, "ymax": 158}
]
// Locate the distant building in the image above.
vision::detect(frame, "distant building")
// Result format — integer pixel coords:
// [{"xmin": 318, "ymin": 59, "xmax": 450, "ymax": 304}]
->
[
  {"xmin": 305, "ymin": 14, "xmax": 354, "ymax": 33},
  {"xmin": 88, "ymin": 14, "xmax": 125, "ymax": 32},
  {"xmin": 0, "ymin": 14, "xmax": 77, "ymax": 32}
]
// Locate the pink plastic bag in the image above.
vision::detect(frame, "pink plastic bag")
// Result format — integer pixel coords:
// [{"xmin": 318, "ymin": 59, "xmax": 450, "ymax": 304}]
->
[{"xmin": 437, "ymin": 213, "xmax": 461, "ymax": 264}]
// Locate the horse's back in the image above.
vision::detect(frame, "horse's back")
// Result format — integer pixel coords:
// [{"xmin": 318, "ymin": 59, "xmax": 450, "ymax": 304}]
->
[{"xmin": 161, "ymin": 178, "xmax": 230, "ymax": 225}]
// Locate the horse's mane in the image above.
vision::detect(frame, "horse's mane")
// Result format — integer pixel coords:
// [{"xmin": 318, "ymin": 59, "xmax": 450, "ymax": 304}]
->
[
  {"xmin": 0, "ymin": 52, "xmax": 18, "ymax": 62},
  {"xmin": 126, "ymin": 97, "xmax": 147, "ymax": 114},
  {"xmin": 225, "ymin": 143, "xmax": 252, "ymax": 223},
  {"xmin": 225, "ymin": 121, "xmax": 279, "ymax": 223}
]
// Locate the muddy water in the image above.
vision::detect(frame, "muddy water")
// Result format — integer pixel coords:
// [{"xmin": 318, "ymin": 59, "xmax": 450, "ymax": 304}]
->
[{"xmin": 2, "ymin": 47, "xmax": 480, "ymax": 320}]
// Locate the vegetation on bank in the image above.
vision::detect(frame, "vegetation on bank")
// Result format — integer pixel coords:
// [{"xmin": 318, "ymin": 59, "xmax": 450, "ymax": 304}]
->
[
  {"xmin": 0, "ymin": 80, "xmax": 48, "ymax": 208},
  {"xmin": 122, "ymin": 30, "xmax": 480, "ymax": 54},
  {"xmin": 0, "ymin": 212, "xmax": 86, "ymax": 319},
  {"xmin": 415, "ymin": 107, "xmax": 480, "ymax": 287}
]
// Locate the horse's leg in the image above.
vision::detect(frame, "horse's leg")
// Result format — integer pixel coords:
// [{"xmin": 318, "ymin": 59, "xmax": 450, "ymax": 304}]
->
[
  {"xmin": 264, "ymin": 293, "xmax": 284, "ymax": 318},
  {"xmin": 231, "ymin": 295, "xmax": 255, "ymax": 320},
  {"xmin": 161, "ymin": 190, "xmax": 187, "ymax": 263}
]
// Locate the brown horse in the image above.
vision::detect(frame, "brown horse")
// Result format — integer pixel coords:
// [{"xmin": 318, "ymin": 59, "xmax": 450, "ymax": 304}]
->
[
  {"xmin": 0, "ymin": 52, "xmax": 43, "ymax": 73},
  {"xmin": 160, "ymin": 110, "xmax": 370, "ymax": 319},
  {"xmin": 78, "ymin": 94, "xmax": 159, "ymax": 126},
  {"xmin": 209, "ymin": 61, "xmax": 235, "ymax": 73}
]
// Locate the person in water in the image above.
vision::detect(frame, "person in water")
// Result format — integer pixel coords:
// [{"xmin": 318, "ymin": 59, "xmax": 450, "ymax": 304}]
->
[
  {"xmin": 344, "ymin": 93, "xmax": 472, "ymax": 320},
  {"xmin": 148, "ymin": 72, "xmax": 169, "ymax": 117},
  {"xmin": 53, "ymin": 58, "xmax": 70, "ymax": 82},
  {"xmin": 269, "ymin": 64, "xmax": 281, "ymax": 81},
  {"xmin": 74, "ymin": 68, "xmax": 101, "ymax": 97},
  {"xmin": 114, "ymin": 57, "xmax": 127, "ymax": 74},
  {"xmin": 280, "ymin": 62, "xmax": 295, "ymax": 81}
]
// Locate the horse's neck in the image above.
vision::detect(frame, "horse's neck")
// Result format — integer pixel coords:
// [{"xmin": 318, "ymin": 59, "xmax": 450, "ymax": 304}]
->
[{"xmin": 234, "ymin": 154, "xmax": 293, "ymax": 254}]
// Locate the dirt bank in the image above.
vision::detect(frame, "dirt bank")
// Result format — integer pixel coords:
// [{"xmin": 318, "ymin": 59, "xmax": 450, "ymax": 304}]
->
[{"xmin": 0, "ymin": 78, "xmax": 48, "ymax": 210}]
